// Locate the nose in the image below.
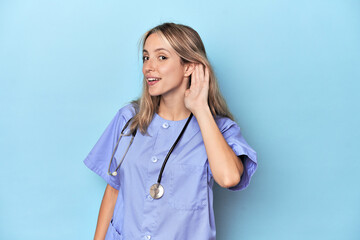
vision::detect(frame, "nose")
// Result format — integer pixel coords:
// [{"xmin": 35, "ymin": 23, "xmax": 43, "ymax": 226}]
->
[{"xmin": 143, "ymin": 57, "xmax": 156, "ymax": 73}]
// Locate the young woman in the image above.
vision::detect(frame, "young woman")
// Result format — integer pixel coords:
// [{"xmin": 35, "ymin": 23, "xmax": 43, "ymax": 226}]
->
[{"xmin": 84, "ymin": 22, "xmax": 257, "ymax": 240}]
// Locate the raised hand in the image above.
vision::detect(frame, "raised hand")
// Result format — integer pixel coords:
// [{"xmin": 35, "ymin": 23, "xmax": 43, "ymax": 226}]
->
[{"xmin": 184, "ymin": 64, "xmax": 210, "ymax": 114}]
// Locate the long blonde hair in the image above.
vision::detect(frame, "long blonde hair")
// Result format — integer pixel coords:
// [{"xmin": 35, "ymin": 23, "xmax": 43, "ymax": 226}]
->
[{"xmin": 129, "ymin": 22, "xmax": 234, "ymax": 135}]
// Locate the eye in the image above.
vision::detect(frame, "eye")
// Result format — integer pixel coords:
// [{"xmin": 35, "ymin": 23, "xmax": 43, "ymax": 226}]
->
[
  {"xmin": 142, "ymin": 56, "xmax": 149, "ymax": 62},
  {"xmin": 159, "ymin": 55, "xmax": 167, "ymax": 60}
]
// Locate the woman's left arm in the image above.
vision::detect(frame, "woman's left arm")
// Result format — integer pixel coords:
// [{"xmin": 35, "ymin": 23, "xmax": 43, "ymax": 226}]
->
[
  {"xmin": 195, "ymin": 107, "xmax": 244, "ymax": 188},
  {"xmin": 184, "ymin": 64, "xmax": 244, "ymax": 188}
]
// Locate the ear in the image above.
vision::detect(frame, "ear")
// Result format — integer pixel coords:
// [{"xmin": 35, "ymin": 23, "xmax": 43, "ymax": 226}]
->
[{"xmin": 184, "ymin": 62, "xmax": 195, "ymax": 77}]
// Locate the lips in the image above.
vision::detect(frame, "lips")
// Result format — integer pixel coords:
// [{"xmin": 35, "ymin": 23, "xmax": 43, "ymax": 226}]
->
[{"xmin": 146, "ymin": 77, "xmax": 161, "ymax": 85}]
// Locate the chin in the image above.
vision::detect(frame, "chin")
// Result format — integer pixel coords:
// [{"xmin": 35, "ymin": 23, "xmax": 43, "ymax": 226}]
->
[{"xmin": 148, "ymin": 90, "xmax": 162, "ymax": 97}]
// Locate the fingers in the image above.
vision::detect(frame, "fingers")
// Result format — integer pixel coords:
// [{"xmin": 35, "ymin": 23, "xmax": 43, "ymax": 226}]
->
[
  {"xmin": 193, "ymin": 64, "xmax": 205, "ymax": 80},
  {"xmin": 191, "ymin": 64, "xmax": 199, "ymax": 89},
  {"xmin": 191, "ymin": 63, "xmax": 209, "ymax": 90},
  {"xmin": 198, "ymin": 64, "xmax": 209, "ymax": 86},
  {"xmin": 204, "ymin": 65, "xmax": 209, "ymax": 83},
  {"xmin": 199, "ymin": 64, "xmax": 209, "ymax": 81},
  {"xmin": 195, "ymin": 64, "xmax": 199, "ymax": 85}
]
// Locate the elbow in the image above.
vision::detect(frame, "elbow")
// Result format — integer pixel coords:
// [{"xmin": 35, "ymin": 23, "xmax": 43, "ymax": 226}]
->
[
  {"xmin": 221, "ymin": 156, "xmax": 245, "ymax": 188},
  {"xmin": 219, "ymin": 173, "xmax": 241, "ymax": 189},
  {"xmin": 220, "ymin": 162, "xmax": 244, "ymax": 188},
  {"xmin": 215, "ymin": 154, "xmax": 245, "ymax": 189}
]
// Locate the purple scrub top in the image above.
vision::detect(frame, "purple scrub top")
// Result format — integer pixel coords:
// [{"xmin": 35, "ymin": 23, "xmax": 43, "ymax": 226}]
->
[{"xmin": 84, "ymin": 103, "xmax": 257, "ymax": 240}]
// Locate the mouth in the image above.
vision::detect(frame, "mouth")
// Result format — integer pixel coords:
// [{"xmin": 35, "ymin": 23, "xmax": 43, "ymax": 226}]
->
[{"xmin": 147, "ymin": 77, "xmax": 161, "ymax": 85}]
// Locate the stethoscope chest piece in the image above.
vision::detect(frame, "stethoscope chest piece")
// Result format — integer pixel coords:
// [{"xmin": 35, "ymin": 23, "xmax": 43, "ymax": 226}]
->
[{"xmin": 150, "ymin": 183, "xmax": 164, "ymax": 199}]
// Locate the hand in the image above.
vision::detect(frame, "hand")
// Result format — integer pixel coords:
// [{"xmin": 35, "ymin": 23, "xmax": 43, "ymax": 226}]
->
[{"xmin": 184, "ymin": 64, "xmax": 210, "ymax": 114}]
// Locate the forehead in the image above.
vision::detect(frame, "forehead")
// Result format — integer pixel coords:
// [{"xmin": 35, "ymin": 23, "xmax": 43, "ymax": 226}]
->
[{"xmin": 143, "ymin": 33, "xmax": 174, "ymax": 53}]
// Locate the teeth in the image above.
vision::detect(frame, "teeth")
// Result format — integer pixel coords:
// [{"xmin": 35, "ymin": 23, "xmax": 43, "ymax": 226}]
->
[{"xmin": 147, "ymin": 78, "xmax": 160, "ymax": 82}]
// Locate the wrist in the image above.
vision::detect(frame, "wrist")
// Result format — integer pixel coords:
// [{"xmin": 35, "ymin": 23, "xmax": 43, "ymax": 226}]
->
[{"xmin": 192, "ymin": 105, "xmax": 212, "ymax": 120}]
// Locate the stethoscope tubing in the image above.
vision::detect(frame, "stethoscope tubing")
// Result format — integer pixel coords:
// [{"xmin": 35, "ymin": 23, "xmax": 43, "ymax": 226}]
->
[
  {"xmin": 107, "ymin": 112, "xmax": 193, "ymax": 186},
  {"xmin": 157, "ymin": 113, "xmax": 193, "ymax": 184},
  {"xmin": 107, "ymin": 118, "xmax": 136, "ymax": 176}
]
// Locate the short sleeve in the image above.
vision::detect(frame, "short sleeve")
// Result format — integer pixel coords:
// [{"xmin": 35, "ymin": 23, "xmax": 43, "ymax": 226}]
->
[
  {"xmin": 83, "ymin": 104, "xmax": 135, "ymax": 190},
  {"xmin": 211, "ymin": 117, "xmax": 258, "ymax": 191}
]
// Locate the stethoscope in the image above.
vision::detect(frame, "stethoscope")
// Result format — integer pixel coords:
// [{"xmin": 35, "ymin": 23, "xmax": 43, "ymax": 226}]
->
[{"xmin": 107, "ymin": 113, "xmax": 193, "ymax": 199}]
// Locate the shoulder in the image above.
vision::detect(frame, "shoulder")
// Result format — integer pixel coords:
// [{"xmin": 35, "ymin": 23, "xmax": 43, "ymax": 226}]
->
[
  {"xmin": 114, "ymin": 102, "xmax": 138, "ymax": 124},
  {"xmin": 214, "ymin": 115, "xmax": 240, "ymax": 134}
]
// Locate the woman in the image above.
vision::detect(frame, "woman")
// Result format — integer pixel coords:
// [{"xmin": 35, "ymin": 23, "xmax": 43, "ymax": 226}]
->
[{"xmin": 84, "ymin": 22, "xmax": 257, "ymax": 240}]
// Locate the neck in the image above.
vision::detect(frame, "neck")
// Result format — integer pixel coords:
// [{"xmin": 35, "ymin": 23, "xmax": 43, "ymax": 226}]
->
[{"xmin": 157, "ymin": 93, "xmax": 191, "ymax": 121}]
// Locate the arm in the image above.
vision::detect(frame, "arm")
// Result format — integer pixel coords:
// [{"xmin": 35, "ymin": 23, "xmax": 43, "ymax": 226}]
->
[
  {"xmin": 194, "ymin": 107, "xmax": 244, "ymax": 188},
  {"xmin": 94, "ymin": 184, "xmax": 119, "ymax": 240},
  {"xmin": 184, "ymin": 64, "xmax": 244, "ymax": 188}
]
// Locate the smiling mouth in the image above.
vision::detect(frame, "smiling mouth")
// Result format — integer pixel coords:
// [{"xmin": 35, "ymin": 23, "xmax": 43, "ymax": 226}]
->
[
  {"xmin": 147, "ymin": 78, "xmax": 161, "ymax": 82},
  {"xmin": 147, "ymin": 78, "xmax": 161, "ymax": 85}
]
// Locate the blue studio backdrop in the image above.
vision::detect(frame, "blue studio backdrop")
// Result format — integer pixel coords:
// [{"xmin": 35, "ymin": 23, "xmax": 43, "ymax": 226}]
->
[{"xmin": 0, "ymin": 1, "xmax": 359, "ymax": 239}]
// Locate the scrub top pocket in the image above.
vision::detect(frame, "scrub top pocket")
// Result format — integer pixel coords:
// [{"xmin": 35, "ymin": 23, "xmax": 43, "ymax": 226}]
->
[
  {"xmin": 168, "ymin": 163, "xmax": 208, "ymax": 211},
  {"xmin": 105, "ymin": 219, "xmax": 123, "ymax": 240}
]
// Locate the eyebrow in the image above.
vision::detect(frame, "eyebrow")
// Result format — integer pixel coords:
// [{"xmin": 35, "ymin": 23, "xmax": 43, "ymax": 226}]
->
[{"xmin": 143, "ymin": 48, "xmax": 171, "ymax": 54}]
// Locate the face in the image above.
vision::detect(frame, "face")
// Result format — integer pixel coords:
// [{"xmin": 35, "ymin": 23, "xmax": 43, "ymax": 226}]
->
[{"xmin": 142, "ymin": 33, "xmax": 191, "ymax": 97}]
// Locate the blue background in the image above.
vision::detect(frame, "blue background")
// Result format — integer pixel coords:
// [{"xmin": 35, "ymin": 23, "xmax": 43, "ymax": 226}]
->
[{"xmin": 1, "ymin": 1, "xmax": 359, "ymax": 239}]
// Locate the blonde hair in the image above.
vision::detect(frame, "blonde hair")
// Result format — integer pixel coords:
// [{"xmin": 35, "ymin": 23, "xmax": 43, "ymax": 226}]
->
[{"xmin": 129, "ymin": 22, "xmax": 234, "ymax": 135}]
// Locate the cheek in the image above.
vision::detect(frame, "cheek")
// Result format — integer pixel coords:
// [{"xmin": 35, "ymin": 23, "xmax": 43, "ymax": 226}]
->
[
  {"xmin": 142, "ymin": 65, "xmax": 146, "ymax": 75},
  {"xmin": 160, "ymin": 63, "xmax": 183, "ymax": 77},
  {"xmin": 158, "ymin": 64, "xmax": 172, "ymax": 75}
]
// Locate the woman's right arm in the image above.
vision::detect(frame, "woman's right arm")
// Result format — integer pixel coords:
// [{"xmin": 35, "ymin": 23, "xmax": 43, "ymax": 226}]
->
[{"xmin": 94, "ymin": 184, "xmax": 119, "ymax": 240}]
